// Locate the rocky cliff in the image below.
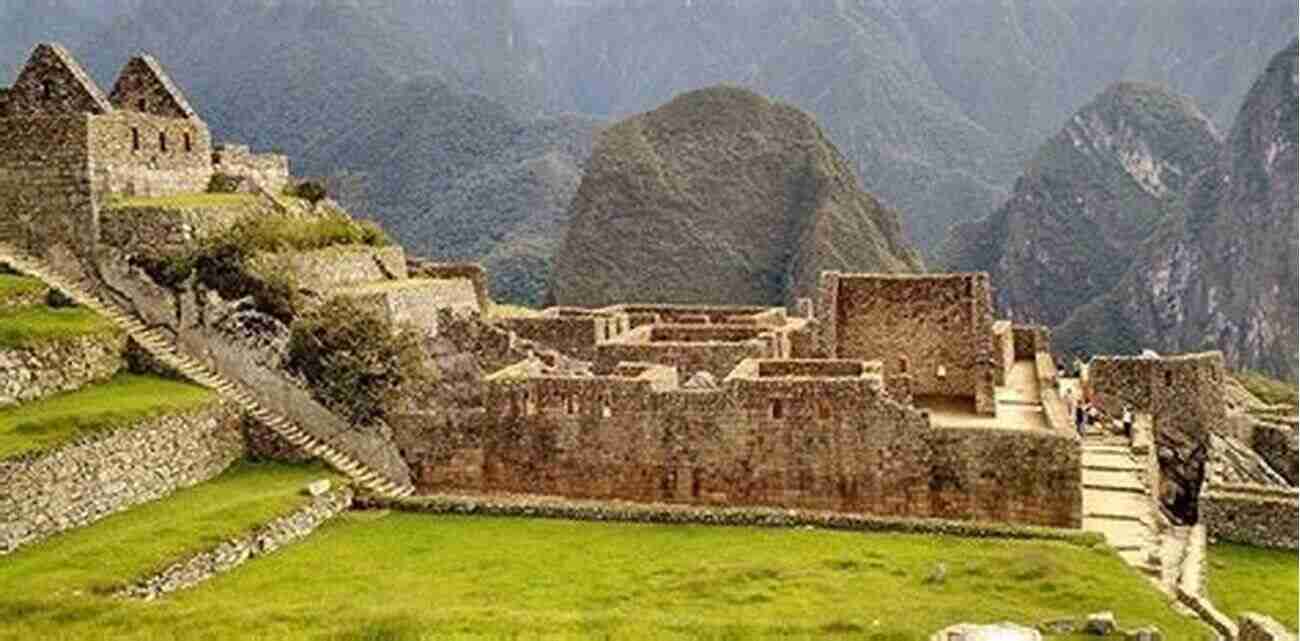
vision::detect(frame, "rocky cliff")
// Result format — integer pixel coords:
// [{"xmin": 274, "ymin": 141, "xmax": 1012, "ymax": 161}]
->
[
  {"xmin": 942, "ymin": 82, "xmax": 1222, "ymax": 328},
  {"xmin": 1056, "ymin": 41, "xmax": 1299, "ymax": 381},
  {"xmin": 550, "ymin": 87, "xmax": 922, "ymax": 308}
]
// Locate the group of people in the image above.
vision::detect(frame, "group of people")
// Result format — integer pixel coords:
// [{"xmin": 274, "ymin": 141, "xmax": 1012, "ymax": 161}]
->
[{"xmin": 1063, "ymin": 387, "xmax": 1133, "ymax": 439}]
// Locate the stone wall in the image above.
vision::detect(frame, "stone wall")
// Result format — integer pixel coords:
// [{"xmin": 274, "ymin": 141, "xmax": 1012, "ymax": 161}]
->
[
  {"xmin": 425, "ymin": 358, "xmax": 1081, "ymax": 528},
  {"xmin": 100, "ymin": 201, "xmax": 248, "ymax": 256},
  {"xmin": 992, "ymin": 321, "xmax": 1014, "ymax": 385},
  {"xmin": 0, "ymin": 114, "xmax": 98, "ymax": 256},
  {"xmin": 117, "ymin": 486, "xmax": 352, "ymax": 599},
  {"xmin": 595, "ymin": 324, "xmax": 778, "ymax": 378},
  {"xmin": 1239, "ymin": 614, "xmax": 1298, "ymax": 641},
  {"xmin": 250, "ymin": 245, "xmax": 407, "ymax": 293},
  {"xmin": 0, "ymin": 401, "xmax": 244, "ymax": 554},
  {"xmin": 497, "ymin": 316, "xmax": 606, "ymax": 362},
  {"xmin": 1250, "ymin": 420, "xmax": 1298, "ymax": 486},
  {"xmin": 87, "ymin": 111, "xmax": 213, "ymax": 198},
  {"xmin": 819, "ymin": 272, "xmax": 996, "ymax": 415},
  {"xmin": 407, "ymin": 261, "xmax": 490, "ymax": 312},
  {"xmin": 211, "ymin": 144, "xmax": 290, "ymax": 193},
  {"xmin": 1087, "ymin": 352, "xmax": 1228, "ymax": 517},
  {"xmin": 0, "ymin": 331, "xmax": 126, "ymax": 407},
  {"xmin": 1199, "ymin": 486, "xmax": 1298, "ymax": 549},
  {"xmin": 1012, "ymin": 324, "xmax": 1050, "ymax": 360},
  {"xmin": 338, "ymin": 279, "xmax": 479, "ymax": 337}
]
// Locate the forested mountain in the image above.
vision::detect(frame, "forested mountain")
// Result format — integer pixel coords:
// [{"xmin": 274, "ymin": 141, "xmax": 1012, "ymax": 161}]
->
[
  {"xmin": 941, "ymin": 83, "xmax": 1222, "ymax": 328},
  {"xmin": 552, "ymin": 87, "xmax": 922, "ymax": 307},
  {"xmin": 1056, "ymin": 41, "xmax": 1299, "ymax": 380}
]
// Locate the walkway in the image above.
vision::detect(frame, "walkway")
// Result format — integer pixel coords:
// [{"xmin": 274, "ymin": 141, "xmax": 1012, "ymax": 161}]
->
[
  {"xmin": 918, "ymin": 360, "xmax": 1048, "ymax": 431},
  {"xmin": 1081, "ymin": 434, "xmax": 1160, "ymax": 576}
]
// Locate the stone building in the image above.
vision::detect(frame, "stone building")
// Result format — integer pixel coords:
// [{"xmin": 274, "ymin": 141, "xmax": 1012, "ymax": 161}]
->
[{"xmin": 0, "ymin": 43, "xmax": 287, "ymax": 255}]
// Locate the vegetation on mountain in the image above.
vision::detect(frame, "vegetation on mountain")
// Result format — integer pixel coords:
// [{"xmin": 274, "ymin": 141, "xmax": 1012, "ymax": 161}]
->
[
  {"xmin": 552, "ymin": 86, "xmax": 922, "ymax": 307},
  {"xmin": 941, "ymin": 82, "xmax": 1221, "ymax": 328},
  {"xmin": 1056, "ymin": 41, "xmax": 1299, "ymax": 380}
]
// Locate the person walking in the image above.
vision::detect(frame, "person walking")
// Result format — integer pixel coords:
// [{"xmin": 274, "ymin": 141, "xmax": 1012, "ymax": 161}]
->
[
  {"xmin": 1122, "ymin": 405, "xmax": 1134, "ymax": 440},
  {"xmin": 1075, "ymin": 398, "xmax": 1087, "ymax": 436}
]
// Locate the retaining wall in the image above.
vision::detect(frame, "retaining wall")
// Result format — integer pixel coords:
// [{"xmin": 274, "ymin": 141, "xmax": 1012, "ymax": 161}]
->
[
  {"xmin": 0, "ymin": 331, "xmax": 125, "ymax": 407},
  {"xmin": 0, "ymin": 401, "xmax": 244, "ymax": 554}
]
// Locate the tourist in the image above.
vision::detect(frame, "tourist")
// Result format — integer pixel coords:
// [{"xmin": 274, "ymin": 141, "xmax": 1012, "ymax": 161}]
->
[
  {"xmin": 1122, "ymin": 405, "xmax": 1134, "ymax": 439},
  {"xmin": 1075, "ymin": 399, "xmax": 1087, "ymax": 436}
]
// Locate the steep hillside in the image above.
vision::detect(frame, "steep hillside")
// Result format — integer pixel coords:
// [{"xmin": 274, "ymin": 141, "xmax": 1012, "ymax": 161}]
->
[
  {"xmin": 1056, "ymin": 41, "xmax": 1299, "ymax": 380},
  {"xmin": 309, "ymin": 80, "xmax": 600, "ymax": 306},
  {"xmin": 545, "ymin": 1, "xmax": 1014, "ymax": 257},
  {"xmin": 942, "ymin": 83, "xmax": 1222, "ymax": 327},
  {"xmin": 544, "ymin": 0, "xmax": 1296, "ymax": 256},
  {"xmin": 551, "ymin": 87, "xmax": 922, "ymax": 308}
]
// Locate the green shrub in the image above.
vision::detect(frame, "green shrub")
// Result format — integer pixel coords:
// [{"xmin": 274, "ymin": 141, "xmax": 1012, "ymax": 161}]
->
[
  {"xmin": 292, "ymin": 180, "xmax": 328, "ymax": 205},
  {"xmin": 286, "ymin": 297, "xmax": 433, "ymax": 426}
]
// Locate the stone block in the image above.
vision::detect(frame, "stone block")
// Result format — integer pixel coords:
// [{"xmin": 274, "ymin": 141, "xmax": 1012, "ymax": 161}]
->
[
  {"xmin": 305, "ymin": 479, "xmax": 332, "ymax": 497},
  {"xmin": 1085, "ymin": 612, "xmax": 1116, "ymax": 636}
]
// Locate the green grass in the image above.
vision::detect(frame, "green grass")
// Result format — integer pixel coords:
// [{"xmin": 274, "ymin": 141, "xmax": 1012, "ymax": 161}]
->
[
  {"xmin": 1234, "ymin": 371, "xmax": 1299, "ymax": 408},
  {"xmin": 0, "ymin": 509, "xmax": 1211, "ymax": 640},
  {"xmin": 0, "ymin": 373, "xmax": 216, "ymax": 459},
  {"xmin": 0, "ymin": 305, "xmax": 118, "ymax": 349},
  {"xmin": 488, "ymin": 301, "xmax": 540, "ymax": 319},
  {"xmin": 106, "ymin": 192, "xmax": 260, "ymax": 210},
  {"xmin": 0, "ymin": 462, "xmax": 333, "ymax": 623},
  {"xmin": 1207, "ymin": 543, "xmax": 1299, "ymax": 631},
  {"xmin": 0, "ymin": 273, "xmax": 45, "ymax": 308}
]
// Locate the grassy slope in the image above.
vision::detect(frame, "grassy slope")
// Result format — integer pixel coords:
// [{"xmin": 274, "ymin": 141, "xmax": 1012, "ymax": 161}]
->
[
  {"xmin": 0, "ymin": 512, "xmax": 1211, "ymax": 640},
  {"xmin": 1207, "ymin": 543, "xmax": 1299, "ymax": 631},
  {"xmin": 0, "ymin": 306, "xmax": 119, "ymax": 349},
  {"xmin": 1234, "ymin": 371, "xmax": 1299, "ymax": 408},
  {"xmin": 0, "ymin": 462, "xmax": 333, "ymax": 638},
  {"xmin": 0, "ymin": 274, "xmax": 45, "ymax": 307},
  {"xmin": 0, "ymin": 374, "xmax": 215, "ymax": 459},
  {"xmin": 106, "ymin": 193, "xmax": 261, "ymax": 210}
]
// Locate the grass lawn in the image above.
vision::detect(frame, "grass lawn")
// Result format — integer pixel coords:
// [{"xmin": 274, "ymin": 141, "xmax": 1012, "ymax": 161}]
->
[
  {"xmin": 0, "ymin": 305, "xmax": 118, "ymax": 349},
  {"xmin": 0, "ymin": 273, "xmax": 45, "ymax": 307},
  {"xmin": 1207, "ymin": 543, "xmax": 1298, "ymax": 631},
  {"xmin": 0, "ymin": 374, "xmax": 215, "ymax": 459},
  {"xmin": 0, "ymin": 508, "xmax": 1211, "ymax": 640},
  {"xmin": 106, "ymin": 192, "xmax": 260, "ymax": 210},
  {"xmin": 0, "ymin": 462, "xmax": 334, "ymax": 636},
  {"xmin": 1234, "ymin": 371, "xmax": 1299, "ymax": 408}
]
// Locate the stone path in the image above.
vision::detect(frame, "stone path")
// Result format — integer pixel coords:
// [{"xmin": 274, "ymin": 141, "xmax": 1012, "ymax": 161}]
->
[
  {"xmin": 1080, "ymin": 437, "xmax": 1160, "ymax": 575},
  {"xmin": 0, "ymin": 241, "xmax": 413, "ymax": 498}
]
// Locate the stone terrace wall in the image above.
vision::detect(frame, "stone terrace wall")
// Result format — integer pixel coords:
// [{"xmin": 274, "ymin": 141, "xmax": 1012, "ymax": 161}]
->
[
  {"xmin": 408, "ymin": 261, "xmax": 489, "ymax": 312},
  {"xmin": 88, "ymin": 111, "xmax": 213, "ymax": 198},
  {"xmin": 819, "ymin": 272, "xmax": 996, "ymax": 415},
  {"xmin": 0, "ymin": 115, "xmax": 97, "ymax": 255},
  {"xmin": 0, "ymin": 401, "xmax": 244, "ymax": 554},
  {"xmin": 250, "ymin": 246, "xmax": 407, "ymax": 293},
  {"xmin": 212, "ymin": 144, "xmax": 289, "ymax": 193},
  {"xmin": 441, "ymin": 364, "xmax": 1081, "ymax": 528},
  {"xmin": 100, "ymin": 201, "xmax": 249, "ymax": 257},
  {"xmin": 1088, "ymin": 352, "xmax": 1228, "ymax": 516},
  {"xmin": 1199, "ymin": 485, "xmax": 1298, "ymax": 549},
  {"xmin": 497, "ymin": 316, "xmax": 605, "ymax": 362},
  {"xmin": 1012, "ymin": 324, "xmax": 1050, "ymax": 360},
  {"xmin": 0, "ymin": 331, "xmax": 126, "ymax": 407}
]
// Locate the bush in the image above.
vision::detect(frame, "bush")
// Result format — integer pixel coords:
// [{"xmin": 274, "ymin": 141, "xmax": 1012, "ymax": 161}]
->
[
  {"xmin": 44, "ymin": 287, "xmax": 77, "ymax": 309},
  {"xmin": 292, "ymin": 180, "xmax": 328, "ymax": 205},
  {"xmin": 286, "ymin": 297, "xmax": 434, "ymax": 426}
]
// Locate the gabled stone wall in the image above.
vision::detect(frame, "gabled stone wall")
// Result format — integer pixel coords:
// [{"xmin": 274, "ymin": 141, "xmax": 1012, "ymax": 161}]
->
[{"xmin": 88, "ymin": 111, "xmax": 213, "ymax": 198}]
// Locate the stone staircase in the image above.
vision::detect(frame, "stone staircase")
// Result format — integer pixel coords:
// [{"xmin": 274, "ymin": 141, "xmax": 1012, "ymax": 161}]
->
[
  {"xmin": 1081, "ymin": 436, "xmax": 1161, "ymax": 576},
  {"xmin": 0, "ymin": 241, "xmax": 413, "ymax": 498}
]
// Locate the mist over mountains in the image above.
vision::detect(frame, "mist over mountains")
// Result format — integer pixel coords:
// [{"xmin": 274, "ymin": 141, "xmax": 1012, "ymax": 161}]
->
[{"xmin": 1, "ymin": 0, "xmax": 1296, "ymax": 376}]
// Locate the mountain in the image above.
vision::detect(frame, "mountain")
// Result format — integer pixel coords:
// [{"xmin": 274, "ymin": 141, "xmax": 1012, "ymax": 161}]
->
[
  {"xmin": 941, "ymin": 83, "xmax": 1222, "ymax": 328},
  {"xmin": 309, "ymin": 79, "xmax": 601, "ymax": 306},
  {"xmin": 1056, "ymin": 41, "xmax": 1299, "ymax": 381},
  {"xmin": 543, "ymin": 0, "xmax": 1296, "ymax": 258},
  {"xmin": 550, "ymin": 86, "xmax": 922, "ymax": 308}
]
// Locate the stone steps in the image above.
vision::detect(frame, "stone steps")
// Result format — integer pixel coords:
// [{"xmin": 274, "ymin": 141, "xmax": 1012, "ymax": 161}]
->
[
  {"xmin": 0, "ymin": 241, "xmax": 414, "ymax": 499},
  {"xmin": 1082, "ymin": 468, "xmax": 1148, "ymax": 493},
  {"xmin": 1081, "ymin": 450, "xmax": 1143, "ymax": 473}
]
